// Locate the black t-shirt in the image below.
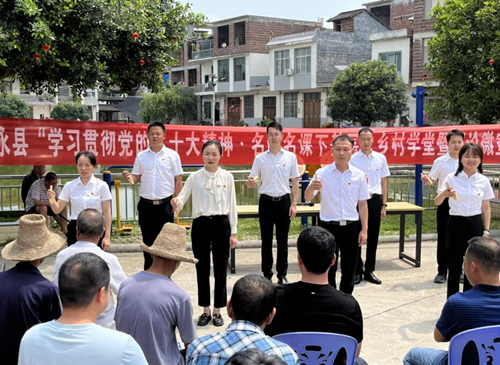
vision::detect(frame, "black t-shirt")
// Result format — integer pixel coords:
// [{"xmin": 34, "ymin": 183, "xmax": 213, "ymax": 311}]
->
[{"xmin": 265, "ymin": 281, "xmax": 363, "ymax": 343}]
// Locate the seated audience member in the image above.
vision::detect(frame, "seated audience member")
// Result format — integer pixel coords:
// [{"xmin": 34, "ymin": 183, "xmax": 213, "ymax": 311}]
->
[
  {"xmin": 404, "ymin": 236, "xmax": 500, "ymax": 365},
  {"xmin": 0, "ymin": 214, "xmax": 65, "ymax": 365},
  {"xmin": 225, "ymin": 348, "xmax": 286, "ymax": 365},
  {"xmin": 186, "ymin": 274, "xmax": 299, "ymax": 365},
  {"xmin": 21, "ymin": 164, "xmax": 45, "ymax": 205},
  {"xmin": 265, "ymin": 226, "xmax": 366, "ymax": 365},
  {"xmin": 52, "ymin": 208, "xmax": 126, "ymax": 328},
  {"xmin": 116, "ymin": 223, "xmax": 198, "ymax": 365},
  {"xmin": 18, "ymin": 252, "xmax": 148, "ymax": 365},
  {"xmin": 25, "ymin": 171, "xmax": 68, "ymax": 234}
]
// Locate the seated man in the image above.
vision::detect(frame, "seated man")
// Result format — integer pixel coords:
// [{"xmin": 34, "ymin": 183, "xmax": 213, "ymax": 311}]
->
[
  {"xmin": 21, "ymin": 164, "xmax": 45, "ymax": 205},
  {"xmin": 115, "ymin": 223, "xmax": 198, "ymax": 365},
  {"xmin": 186, "ymin": 274, "xmax": 299, "ymax": 365},
  {"xmin": 404, "ymin": 236, "xmax": 500, "ymax": 365},
  {"xmin": 265, "ymin": 226, "xmax": 366, "ymax": 365},
  {"xmin": 25, "ymin": 171, "xmax": 68, "ymax": 234},
  {"xmin": 52, "ymin": 208, "xmax": 127, "ymax": 328},
  {"xmin": 19, "ymin": 252, "xmax": 148, "ymax": 365},
  {"xmin": 0, "ymin": 214, "xmax": 65, "ymax": 365}
]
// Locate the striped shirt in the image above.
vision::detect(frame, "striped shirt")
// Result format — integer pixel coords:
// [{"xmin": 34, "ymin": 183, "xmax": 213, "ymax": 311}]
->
[{"xmin": 25, "ymin": 178, "xmax": 60, "ymax": 212}]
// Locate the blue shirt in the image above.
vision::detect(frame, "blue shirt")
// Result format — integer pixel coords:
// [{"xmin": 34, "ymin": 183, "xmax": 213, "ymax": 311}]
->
[
  {"xmin": 0, "ymin": 262, "xmax": 61, "ymax": 365},
  {"xmin": 186, "ymin": 320, "xmax": 299, "ymax": 365}
]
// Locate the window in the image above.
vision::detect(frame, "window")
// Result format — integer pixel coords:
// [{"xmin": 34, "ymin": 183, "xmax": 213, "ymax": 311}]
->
[
  {"xmin": 422, "ymin": 38, "xmax": 430, "ymax": 68},
  {"xmin": 218, "ymin": 25, "xmax": 229, "ymax": 48},
  {"xmin": 425, "ymin": 0, "xmax": 444, "ymax": 19},
  {"xmin": 244, "ymin": 95, "xmax": 254, "ymax": 118},
  {"xmin": 234, "ymin": 57, "xmax": 246, "ymax": 81},
  {"xmin": 204, "ymin": 102, "xmax": 212, "ymax": 119},
  {"xmin": 379, "ymin": 52, "xmax": 402, "ymax": 77},
  {"xmin": 234, "ymin": 22, "xmax": 246, "ymax": 46},
  {"xmin": 284, "ymin": 92, "xmax": 298, "ymax": 118},
  {"xmin": 275, "ymin": 50, "xmax": 290, "ymax": 76},
  {"xmin": 218, "ymin": 59, "xmax": 229, "ymax": 82},
  {"xmin": 295, "ymin": 47, "xmax": 311, "ymax": 74}
]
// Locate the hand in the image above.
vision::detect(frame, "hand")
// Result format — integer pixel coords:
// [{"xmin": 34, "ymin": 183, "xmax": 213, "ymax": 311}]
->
[
  {"xmin": 310, "ymin": 179, "xmax": 323, "ymax": 192},
  {"xmin": 358, "ymin": 230, "xmax": 367, "ymax": 246},
  {"xmin": 381, "ymin": 205, "xmax": 387, "ymax": 220},
  {"xmin": 122, "ymin": 170, "xmax": 135, "ymax": 184},
  {"xmin": 101, "ymin": 236, "xmax": 111, "ymax": 251},
  {"xmin": 230, "ymin": 234, "xmax": 237, "ymax": 249},
  {"xmin": 289, "ymin": 204, "xmax": 297, "ymax": 219},
  {"xmin": 171, "ymin": 197, "xmax": 180, "ymax": 211},
  {"xmin": 47, "ymin": 189, "xmax": 56, "ymax": 202},
  {"xmin": 443, "ymin": 187, "xmax": 457, "ymax": 199},
  {"xmin": 246, "ymin": 176, "xmax": 258, "ymax": 188},
  {"xmin": 421, "ymin": 174, "xmax": 433, "ymax": 186}
]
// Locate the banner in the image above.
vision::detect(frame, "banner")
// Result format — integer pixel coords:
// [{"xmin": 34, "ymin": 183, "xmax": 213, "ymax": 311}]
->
[{"xmin": 0, "ymin": 118, "xmax": 499, "ymax": 166}]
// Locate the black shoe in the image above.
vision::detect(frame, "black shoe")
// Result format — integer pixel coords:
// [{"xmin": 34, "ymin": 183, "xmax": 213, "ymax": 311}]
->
[
  {"xmin": 278, "ymin": 276, "xmax": 288, "ymax": 285},
  {"xmin": 197, "ymin": 313, "xmax": 211, "ymax": 326},
  {"xmin": 434, "ymin": 273, "xmax": 447, "ymax": 284},
  {"xmin": 213, "ymin": 313, "xmax": 224, "ymax": 327},
  {"xmin": 364, "ymin": 271, "xmax": 382, "ymax": 285},
  {"xmin": 354, "ymin": 274, "xmax": 362, "ymax": 285}
]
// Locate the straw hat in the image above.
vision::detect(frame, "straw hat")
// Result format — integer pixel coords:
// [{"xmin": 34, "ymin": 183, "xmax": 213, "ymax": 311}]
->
[
  {"xmin": 1, "ymin": 214, "xmax": 66, "ymax": 261},
  {"xmin": 141, "ymin": 223, "xmax": 198, "ymax": 264}
]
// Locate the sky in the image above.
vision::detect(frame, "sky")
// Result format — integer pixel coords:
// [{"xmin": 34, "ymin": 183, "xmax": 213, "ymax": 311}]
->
[{"xmin": 182, "ymin": 0, "xmax": 368, "ymax": 23}]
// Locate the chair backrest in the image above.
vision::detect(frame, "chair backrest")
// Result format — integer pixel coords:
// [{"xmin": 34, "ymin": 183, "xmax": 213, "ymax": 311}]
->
[
  {"xmin": 273, "ymin": 331, "xmax": 358, "ymax": 365},
  {"xmin": 448, "ymin": 325, "xmax": 500, "ymax": 365}
]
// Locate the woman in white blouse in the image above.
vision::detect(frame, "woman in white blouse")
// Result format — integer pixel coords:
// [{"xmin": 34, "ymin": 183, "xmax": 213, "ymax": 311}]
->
[
  {"xmin": 435, "ymin": 143, "xmax": 494, "ymax": 298},
  {"xmin": 48, "ymin": 151, "xmax": 112, "ymax": 250},
  {"xmin": 171, "ymin": 140, "xmax": 237, "ymax": 327}
]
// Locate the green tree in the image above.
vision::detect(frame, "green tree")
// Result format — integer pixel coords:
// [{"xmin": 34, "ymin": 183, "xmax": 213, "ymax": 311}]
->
[
  {"xmin": 50, "ymin": 101, "xmax": 90, "ymax": 120},
  {"xmin": 139, "ymin": 84, "xmax": 197, "ymax": 124},
  {"xmin": 325, "ymin": 60, "xmax": 407, "ymax": 126},
  {"xmin": 0, "ymin": 94, "xmax": 30, "ymax": 118},
  {"xmin": 0, "ymin": 0, "xmax": 205, "ymax": 96},
  {"xmin": 426, "ymin": 0, "xmax": 500, "ymax": 124}
]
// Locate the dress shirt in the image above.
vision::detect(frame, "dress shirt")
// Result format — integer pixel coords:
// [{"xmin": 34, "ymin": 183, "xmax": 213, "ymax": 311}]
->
[
  {"xmin": 350, "ymin": 150, "xmax": 390, "ymax": 195},
  {"xmin": 132, "ymin": 146, "xmax": 183, "ymax": 199},
  {"xmin": 440, "ymin": 171, "xmax": 494, "ymax": 217},
  {"xmin": 250, "ymin": 149, "xmax": 299, "ymax": 197},
  {"xmin": 58, "ymin": 175, "xmax": 112, "ymax": 220},
  {"xmin": 429, "ymin": 153, "xmax": 459, "ymax": 191},
  {"xmin": 25, "ymin": 178, "xmax": 60, "ymax": 211},
  {"xmin": 311, "ymin": 163, "xmax": 370, "ymax": 222},
  {"xmin": 176, "ymin": 167, "xmax": 238, "ymax": 234},
  {"xmin": 52, "ymin": 241, "xmax": 127, "ymax": 327}
]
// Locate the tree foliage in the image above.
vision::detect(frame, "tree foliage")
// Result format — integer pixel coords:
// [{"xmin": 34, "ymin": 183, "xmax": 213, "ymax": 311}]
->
[
  {"xmin": 50, "ymin": 101, "xmax": 90, "ymax": 121},
  {"xmin": 426, "ymin": 0, "xmax": 500, "ymax": 124},
  {"xmin": 325, "ymin": 60, "xmax": 407, "ymax": 126},
  {"xmin": 0, "ymin": 0, "xmax": 205, "ymax": 96},
  {"xmin": 0, "ymin": 94, "xmax": 30, "ymax": 118},
  {"xmin": 139, "ymin": 84, "xmax": 197, "ymax": 124}
]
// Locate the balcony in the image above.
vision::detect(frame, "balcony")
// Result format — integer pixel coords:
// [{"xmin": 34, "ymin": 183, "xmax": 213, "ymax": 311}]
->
[{"xmin": 191, "ymin": 49, "xmax": 214, "ymax": 60}]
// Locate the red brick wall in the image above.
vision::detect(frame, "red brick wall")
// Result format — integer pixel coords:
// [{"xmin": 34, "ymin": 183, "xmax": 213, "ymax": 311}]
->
[
  {"xmin": 340, "ymin": 19, "xmax": 354, "ymax": 32},
  {"xmin": 412, "ymin": 0, "xmax": 437, "ymax": 82},
  {"xmin": 390, "ymin": 1, "xmax": 415, "ymax": 35}
]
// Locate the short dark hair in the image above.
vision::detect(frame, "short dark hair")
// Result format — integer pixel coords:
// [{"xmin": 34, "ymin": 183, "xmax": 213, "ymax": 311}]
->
[
  {"xmin": 297, "ymin": 226, "xmax": 336, "ymax": 274},
  {"xmin": 148, "ymin": 121, "xmax": 165, "ymax": 133},
  {"xmin": 446, "ymin": 129, "xmax": 465, "ymax": 143},
  {"xmin": 44, "ymin": 172, "xmax": 57, "ymax": 182},
  {"xmin": 77, "ymin": 209, "xmax": 104, "ymax": 238},
  {"xmin": 202, "ymin": 140, "xmax": 222, "ymax": 155},
  {"xmin": 466, "ymin": 237, "xmax": 500, "ymax": 274},
  {"xmin": 230, "ymin": 274, "xmax": 277, "ymax": 326},
  {"xmin": 58, "ymin": 252, "xmax": 110, "ymax": 308},
  {"xmin": 333, "ymin": 134, "xmax": 354, "ymax": 147},
  {"xmin": 455, "ymin": 143, "xmax": 484, "ymax": 175},
  {"xmin": 75, "ymin": 151, "xmax": 97, "ymax": 167},
  {"xmin": 266, "ymin": 121, "xmax": 283, "ymax": 134},
  {"xmin": 226, "ymin": 349, "xmax": 286, "ymax": 365},
  {"xmin": 358, "ymin": 127, "xmax": 373, "ymax": 136}
]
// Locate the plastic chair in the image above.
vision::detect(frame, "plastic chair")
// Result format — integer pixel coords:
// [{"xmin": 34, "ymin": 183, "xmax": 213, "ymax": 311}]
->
[
  {"xmin": 448, "ymin": 325, "xmax": 500, "ymax": 365},
  {"xmin": 273, "ymin": 331, "xmax": 358, "ymax": 365}
]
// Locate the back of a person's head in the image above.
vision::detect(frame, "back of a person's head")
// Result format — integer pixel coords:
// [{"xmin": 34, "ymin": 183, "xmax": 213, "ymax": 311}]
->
[
  {"xmin": 297, "ymin": 226, "xmax": 336, "ymax": 274},
  {"xmin": 59, "ymin": 252, "xmax": 110, "ymax": 309},
  {"xmin": 76, "ymin": 209, "xmax": 104, "ymax": 238},
  {"xmin": 225, "ymin": 348, "xmax": 286, "ymax": 365},
  {"xmin": 231, "ymin": 274, "xmax": 277, "ymax": 326},
  {"xmin": 466, "ymin": 237, "xmax": 500, "ymax": 275}
]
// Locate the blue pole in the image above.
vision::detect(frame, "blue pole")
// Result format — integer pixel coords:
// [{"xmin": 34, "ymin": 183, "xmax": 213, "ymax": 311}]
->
[
  {"xmin": 412, "ymin": 84, "xmax": 425, "ymax": 207},
  {"xmin": 301, "ymin": 172, "xmax": 310, "ymax": 227}
]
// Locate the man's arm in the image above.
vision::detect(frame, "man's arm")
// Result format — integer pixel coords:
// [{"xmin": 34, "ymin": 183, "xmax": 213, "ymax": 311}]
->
[
  {"xmin": 358, "ymin": 200, "xmax": 368, "ymax": 245},
  {"xmin": 289, "ymin": 177, "xmax": 299, "ymax": 219},
  {"xmin": 434, "ymin": 327, "xmax": 448, "ymax": 342},
  {"xmin": 381, "ymin": 177, "xmax": 388, "ymax": 220},
  {"xmin": 174, "ymin": 175, "xmax": 183, "ymax": 196}
]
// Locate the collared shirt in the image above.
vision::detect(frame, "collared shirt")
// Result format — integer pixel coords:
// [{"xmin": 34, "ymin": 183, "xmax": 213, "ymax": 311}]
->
[
  {"xmin": 350, "ymin": 150, "xmax": 390, "ymax": 195},
  {"xmin": 132, "ymin": 145, "xmax": 183, "ymax": 199},
  {"xmin": 176, "ymin": 167, "xmax": 238, "ymax": 234},
  {"xmin": 25, "ymin": 178, "xmax": 60, "ymax": 212},
  {"xmin": 311, "ymin": 163, "xmax": 370, "ymax": 222},
  {"xmin": 58, "ymin": 175, "xmax": 112, "ymax": 220},
  {"xmin": 186, "ymin": 320, "xmax": 299, "ymax": 365},
  {"xmin": 429, "ymin": 152, "xmax": 459, "ymax": 191},
  {"xmin": 52, "ymin": 241, "xmax": 127, "ymax": 327},
  {"xmin": 440, "ymin": 171, "xmax": 494, "ymax": 217},
  {"xmin": 0, "ymin": 262, "xmax": 61, "ymax": 365},
  {"xmin": 250, "ymin": 148, "xmax": 300, "ymax": 197}
]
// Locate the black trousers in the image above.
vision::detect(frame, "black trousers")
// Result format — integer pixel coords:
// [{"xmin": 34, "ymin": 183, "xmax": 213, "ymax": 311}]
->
[
  {"xmin": 259, "ymin": 195, "xmax": 291, "ymax": 279},
  {"xmin": 446, "ymin": 214, "xmax": 483, "ymax": 298},
  {"xmin": 138, "ymin": 197, "xmax": 173, "ymax": 270},
  {"xmin": 356, "ymin": 195, "xmax": 381, "ymax": 274},
  {"xmin": 191, "ymin": 215, "xmax": 230, "ymax": 308},
  {"xmin": 436, "ymin": 198, "xmax": 450, "ymax": 275},
  {"xmin": 67, "ymin": 220, "xmax": 104, "ymax": 249},
  {"xmin": 321, "ymin": 220, "xmax": 361, "ymax": 295}
]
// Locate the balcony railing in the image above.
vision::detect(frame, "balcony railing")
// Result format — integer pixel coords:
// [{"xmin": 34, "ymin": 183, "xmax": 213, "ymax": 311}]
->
[{"xmin": 191, "ymin": 49, "xmax": 213, "ymax": 60}]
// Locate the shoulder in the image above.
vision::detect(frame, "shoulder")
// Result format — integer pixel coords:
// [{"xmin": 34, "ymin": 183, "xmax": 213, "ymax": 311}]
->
[
  {"xmin": 349, "ymin": 165, "xmax": 365, "ymax": 177},
  {"xmin": 372, "ymin": 150, "xmax": 388, "ymax": 161},
  {"xmin": 164, "ymin": 146, "xmax": 181, "ymax": 158}
]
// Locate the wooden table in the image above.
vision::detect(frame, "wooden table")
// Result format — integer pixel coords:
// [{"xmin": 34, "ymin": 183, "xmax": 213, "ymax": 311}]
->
[{"xmin": 231, "ymin": 201, "xmax": 424, "ymax": 273}]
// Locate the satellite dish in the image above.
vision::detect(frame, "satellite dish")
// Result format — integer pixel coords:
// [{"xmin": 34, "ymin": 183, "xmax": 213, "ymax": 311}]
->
[{"xmin": 222, "ymin": 42, "xmax": 227, "ymax": 48}]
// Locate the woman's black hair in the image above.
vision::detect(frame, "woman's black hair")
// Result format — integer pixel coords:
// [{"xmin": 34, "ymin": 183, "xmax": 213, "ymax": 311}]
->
[
  {"xmin": 455, "ymin": 143, "xmax": 483, "ymax": 176},
  {"xmin": 75, "ymin": 151, "xmax": 97, "ymax": 167},
  {"xmin": 202, "ymin": 140, "xmax": 223, "ymax": 155}
]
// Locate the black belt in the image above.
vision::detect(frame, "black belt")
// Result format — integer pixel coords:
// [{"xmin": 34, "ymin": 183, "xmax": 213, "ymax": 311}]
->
[
  {"xmin": 260, "ymin": 194, "xmax": 290, "ymax": 202},
  {"xmin": 322, "ymin": 220, "xmax": 357, "ymax": 226},
  {"xmin": 141, "ymin": 196, "xmax": 173, "ymax": 205},
  {"xmin": 369, "ymin": 193, "xmax": 381, "ymax": 199}
]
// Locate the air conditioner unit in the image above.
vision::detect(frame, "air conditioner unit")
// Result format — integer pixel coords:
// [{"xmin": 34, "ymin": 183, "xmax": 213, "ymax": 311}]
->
[{"xmin": 285, "ymin": 68, "xmax": 294, "ymax": 76}]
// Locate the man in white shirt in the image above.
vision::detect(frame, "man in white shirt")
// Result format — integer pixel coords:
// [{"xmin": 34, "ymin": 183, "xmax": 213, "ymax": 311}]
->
[
  {"xmin": 246, "ymin": 121, "xmax": 300, "ymax": 285},
  {"xmin": 351, "ymin": 128, "xmax": 390, "ymax": 285},
  {"xmin": 52, "ymin": 209, "xmax": 127, "ymax": 328},
  {"xmin": 421, "ymin": 129, "xmax": 464, "ymax": 284},
  {"xmin": 123, "ymin": 121, "xmax": 183, "ymax": 270},
  {"xmin": 305, "ymin": 135, "xmax": 369, "ymax": 294}
]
